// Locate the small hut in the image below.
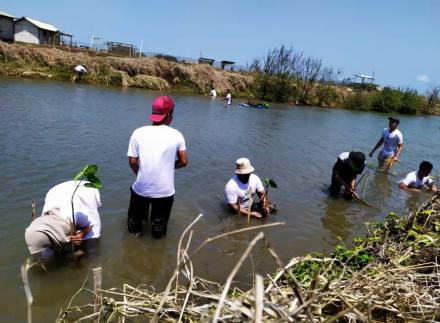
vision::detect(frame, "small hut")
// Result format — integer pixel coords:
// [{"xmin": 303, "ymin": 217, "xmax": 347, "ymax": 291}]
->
[
  {"xmin": 220, "ymin": 60, "xmax": 235, "ymax": 70},
  {"xmin": 0, "ymin": 11, "xmax": 15, "ymax": 42},
  {"xmin": 198, "ymin": 57, "xmax": 214, "ymax": 66},
  {"xmin": 14, "ymin": 17, "xmax": 60, "ymax": 45}
]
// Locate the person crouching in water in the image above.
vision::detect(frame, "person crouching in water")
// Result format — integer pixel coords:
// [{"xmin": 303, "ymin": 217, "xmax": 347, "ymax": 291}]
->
[
  {"xmin": 24, "ymin": 180, "xmax": 101, "ymax": 261},
  {"xmin": 329, "ymin": 152, "xmax": 366, "ymax": 199},
  {"xmin": 225, "ymin": 158, "xmax": 269, "ymax": 219},
  {"xmin": 399, "ymin": 161, "xmax": 438, "ymax": 193}
]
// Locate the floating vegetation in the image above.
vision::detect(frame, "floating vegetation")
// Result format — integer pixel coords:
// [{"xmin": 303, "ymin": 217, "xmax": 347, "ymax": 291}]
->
[{"xmin": 56, "ymin": 195, "xmax": 440, "ymax": 322}]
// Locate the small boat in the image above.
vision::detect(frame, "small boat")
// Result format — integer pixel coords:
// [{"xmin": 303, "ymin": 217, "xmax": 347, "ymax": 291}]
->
[{"xmin": 238, "ymin": 102, "xmax": 270, "ymax": 109}]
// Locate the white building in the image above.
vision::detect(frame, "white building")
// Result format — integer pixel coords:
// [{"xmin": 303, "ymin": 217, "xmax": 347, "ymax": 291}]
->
[
  {"xmin": 14, "ymin": 17, "xmax": 60, "ymax": 45},
  {"xmin": 0, "ymin": 11, "xmax": 15, "ymax": 41}
]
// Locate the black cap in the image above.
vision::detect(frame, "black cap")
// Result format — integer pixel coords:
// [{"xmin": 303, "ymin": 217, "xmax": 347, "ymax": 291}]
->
[
  {"xmin": 348, "ymin": 152, "xmax": 366, "ymax": 172},
  {"xmin": 388, "ymin": 116, "xmax": 400, "ymax": 125}
]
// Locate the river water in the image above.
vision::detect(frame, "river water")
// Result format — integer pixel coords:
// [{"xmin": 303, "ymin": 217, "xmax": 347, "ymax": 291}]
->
[{"xmin": 0, "ymin": 77, "xmax": 439, "ymax": 322}]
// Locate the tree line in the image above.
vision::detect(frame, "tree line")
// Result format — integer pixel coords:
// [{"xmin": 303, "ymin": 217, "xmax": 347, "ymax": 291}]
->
[{"xmin": 249, "ymin": 45, "xmax": 439, "ymax": 115}]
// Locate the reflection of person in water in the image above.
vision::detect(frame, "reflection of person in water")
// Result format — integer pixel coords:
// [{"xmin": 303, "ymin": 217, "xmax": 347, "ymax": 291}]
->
[{"xmin": 321, "ymin": 197, "xmax": 352, "ymax": 242}]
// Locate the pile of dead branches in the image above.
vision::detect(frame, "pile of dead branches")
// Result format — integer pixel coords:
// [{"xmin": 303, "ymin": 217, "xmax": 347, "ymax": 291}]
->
[{"xmin": 56, "ymin": 194, "xmax": 440, "ymax": 322}]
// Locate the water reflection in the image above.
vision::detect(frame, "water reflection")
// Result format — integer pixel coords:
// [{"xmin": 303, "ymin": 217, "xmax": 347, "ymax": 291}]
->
[{"xmin": 321, "ymin": 197, "xmax": 352, "ymax": 242}]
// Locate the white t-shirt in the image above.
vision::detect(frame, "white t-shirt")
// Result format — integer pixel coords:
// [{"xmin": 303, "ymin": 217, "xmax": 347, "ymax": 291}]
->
[
  {"xmin": 42, "ymin": 180, "xmax": 101, "ymax": 240},
  {"xmin": 210, "ymin": 89, "xmax": 217, "ymax": 97},
  {"xmin": 74, "ymin": 65, "xmax": 87, "ymax": 73},
  {"xmin": 225, "ymin": 174, "xmax": 265, "ymax": 209},
  {"xmin": 127, "ymin": 125, "xmax": 186, "ymax": 198},
  {"xmin": 400, "ymin": 171, "xmax": 433, "ymax": 188},
  {"xmin": 381, "ymin": 128, "xmax": 403, "ymax": 157},
  {"xmin": 226, "ymin": 93, "xmax": 232, "ymax": 105}
]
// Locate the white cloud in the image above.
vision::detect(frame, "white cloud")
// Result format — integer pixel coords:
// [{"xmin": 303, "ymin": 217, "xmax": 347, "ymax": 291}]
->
[{"xmin": 416, "ymin": 74, "xmax": 430, "ymax": 83}]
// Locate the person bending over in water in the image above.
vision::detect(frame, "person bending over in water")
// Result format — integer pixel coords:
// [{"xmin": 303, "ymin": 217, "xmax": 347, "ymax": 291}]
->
[
  {"xmin": 399, "ymin": 161, "xmax": 438, "ymax": 193},
  {"xmin": 24, "ymin": 180, "xmax": 101, "ymax": 259},
  {"xmin": 329, "ymin": 152, "xmax": 366, "ymax": 199},
  {"xmin": 225, "ymin": 158, "xmax": 269, "ymax": 219}
]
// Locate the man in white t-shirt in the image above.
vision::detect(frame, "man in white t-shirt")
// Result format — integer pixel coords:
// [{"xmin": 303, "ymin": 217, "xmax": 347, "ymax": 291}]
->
[
  {"xmin": 223, "ymin": 89, "xmax": 232, "ymax": 105},
  {"xmin": 225, "ymin": 158, "xmax": 269, "ymax": 219},
  {"xmin": 127, "ymin": 96, "xmax": 188, "ymax": 238},
  {"xmin": 24, "ymin": 180, "xmax": 102, "ymax": 255},
  {"xmin": 399, "ymin": 161, "xmax": 437, "ymax": 193},
  {"xmin": 369, "ymin": 117, "xmax": 403, "ymax": 171}
]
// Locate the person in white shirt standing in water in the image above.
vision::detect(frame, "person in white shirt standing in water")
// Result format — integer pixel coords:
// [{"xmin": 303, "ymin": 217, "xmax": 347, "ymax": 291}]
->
[
  {"xmin": 224, "ymin": 158, "xmax": 269, "ymax": 219},
  {"xmin": 127, "ymin": 96, "xmax": 188, "ymax": 238},
  {"xmin": 369, "ymin": 117, "xmax": 403, "ymax": 171},
  {"xmin": 399, "ymin": 161, "xmax": 438, "ymax": 193},
  {"xmin": 223, "ymin": 89, "xmax": 232, "ymax": 105}
]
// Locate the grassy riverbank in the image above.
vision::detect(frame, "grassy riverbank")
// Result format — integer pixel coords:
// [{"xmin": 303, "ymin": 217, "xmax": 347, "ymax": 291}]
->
[
  {"xmin": 1, "ymin": 41, "xmax": 439, "ymax": 115},
  {"xmin": 56, "ymin": 194, "xmax": 440, "ymax": 322},
  {"xmin": 0, "ymin": 41, "xmax": 252, "ymax": 96}
]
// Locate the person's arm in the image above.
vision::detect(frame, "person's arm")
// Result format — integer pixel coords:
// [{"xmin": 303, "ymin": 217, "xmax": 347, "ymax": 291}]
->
[
  {"xmin": 227, "ymin": 203, "xmax": 262, "ymax": 218},
  {"xmin": 128, "ymin": 157, "xmax": 139, "ymax": 175},
  {"xmin": 369, "ymin": 137, "xmax": 384, "ymax": 157},
  {"xmin": 393, "ymin": 143, "xmax": 403, "ymax": 160},
  {"xmin": 175, "ymin": 150, "xmax": 188, "ymax": 169},
  {"xmin": 257, "ymin": 190, "xmax": 269, "ymax": 215},
  {"xmin": 428, "ymin": 184, "xmax": 438, "ymax": 193},
  {"xmin": 69, "ymin": 226, "xmax": 93, "ymax": 245}
]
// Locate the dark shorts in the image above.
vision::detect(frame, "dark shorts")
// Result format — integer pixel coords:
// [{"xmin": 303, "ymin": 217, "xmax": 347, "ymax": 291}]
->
[
  {"xmin": 329, "ymin": 174, "xmax": 354, "ymax": 198},
  {"xmin": 127, "ymin": 187, "xmax": 174, "ymax": 239}
]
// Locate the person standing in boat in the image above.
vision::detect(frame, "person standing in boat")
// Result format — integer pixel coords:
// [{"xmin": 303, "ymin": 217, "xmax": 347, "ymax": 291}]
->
[
  {"xmin": 369, "ymin": 117, "xmax": 403, "ymax": 171},
  {"xmin": 126, "ymin": 96, "xmax": 188, "ymax": 239},
  {"xmin": 223, "ymin": 89, "xmax": 232, "ymax": 105}
]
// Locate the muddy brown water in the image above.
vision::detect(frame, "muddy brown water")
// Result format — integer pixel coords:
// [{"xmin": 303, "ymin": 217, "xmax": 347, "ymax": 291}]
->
[{"xmin": 0, "ymin": 77, "xmax": 439, "ymax": 322}]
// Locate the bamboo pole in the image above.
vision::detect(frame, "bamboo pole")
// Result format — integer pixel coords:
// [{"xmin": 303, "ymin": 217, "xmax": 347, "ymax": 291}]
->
[
  {"xmin": 21, "ymin": 260, "xmax": 33, "ymax": 323},
  {"xmin": 247, "ymin": 187, "xmax": 253, "ymax": 225},
  {"xmin": 31, "ymin": 200, "xmax": 36, "ymax": 221},
  {"xmin": 93, "ymin": 267, "xmax": 102, "ymax": 312},
  {"xmin": 254, "ymin": 274, "xmax": 264, "ymax": 323}
]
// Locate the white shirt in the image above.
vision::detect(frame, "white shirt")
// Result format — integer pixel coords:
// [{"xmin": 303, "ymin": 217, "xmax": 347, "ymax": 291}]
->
[
  {"xmin": 42, "ymin": 180, "xmax": 101, "ymax": 240},
  {"xmin": 226, "ymin": 93, "xmax": 232, "ymax": 105},
  {"xmin": 74, "ymin": 65, "xmax": 87, "ymax": 73},
  {"xmin": 225, "ymin": 174, "xmax": 265, "ymax": 209},
  {"xmin": 210, "ymin": 89, "xmax": 217, "ymax": 97},
  {"xmin": 400, "ymin": 171, "xmax": 433, "ymax": 188},
  {"xmin": 381, "ymin": 128, "xmax": 403, "ymax": 157},
  {"xmin": 127, "ymin": 125, "xmax": 186, "ymax": 198}
]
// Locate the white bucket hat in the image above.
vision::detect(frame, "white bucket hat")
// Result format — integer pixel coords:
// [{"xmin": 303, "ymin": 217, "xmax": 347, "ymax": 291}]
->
[{"xmin": 235, "ymin": 158, "xmax": 255, "ymax": 174}]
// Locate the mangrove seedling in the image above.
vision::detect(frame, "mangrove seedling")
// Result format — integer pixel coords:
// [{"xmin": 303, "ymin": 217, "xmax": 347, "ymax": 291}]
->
[
  {"xmin": 70, "ymin": 165, "xmax": 102, "ymax": 257},
  {"xmin": 263, "ymin": 177, "xmax": 278, "ymax": 200}
]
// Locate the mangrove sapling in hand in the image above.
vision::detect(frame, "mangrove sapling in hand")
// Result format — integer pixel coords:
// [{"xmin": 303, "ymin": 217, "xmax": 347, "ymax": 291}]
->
[
  {"xmin": 263, "ymin": 177, "xmax": 278, "ymax": 213},
  {"xmin": 70, "ymin": 164, "xmax": 102, "ymax": 258}
]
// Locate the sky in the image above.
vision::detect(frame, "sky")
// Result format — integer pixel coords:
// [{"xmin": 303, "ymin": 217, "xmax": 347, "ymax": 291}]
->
[{"xmin": 1, "ymin": 0, "xmax": 439, "ymax": 92}]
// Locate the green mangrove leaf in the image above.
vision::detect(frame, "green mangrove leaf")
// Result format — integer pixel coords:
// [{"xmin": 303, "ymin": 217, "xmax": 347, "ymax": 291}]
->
[
  {"xmin": 84, "ymin": 175, "xmax": 102, "ymax": 189},
  {"xmin": 74, "ymin": 164, "xmax": 97, "ymax": 180},
  {"xmin": 264, "ymin": 177, "xmax": 278, "ymax": 188}
]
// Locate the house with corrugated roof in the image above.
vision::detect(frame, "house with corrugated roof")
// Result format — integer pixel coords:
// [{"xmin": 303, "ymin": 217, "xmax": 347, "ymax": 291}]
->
[
  {"xmin": 0, "ymin": 11, "xmax": 15, "ymax": 41},
  {"xmin": 14, "ymin": 17, "xmax": 60, "ymax": 45}
]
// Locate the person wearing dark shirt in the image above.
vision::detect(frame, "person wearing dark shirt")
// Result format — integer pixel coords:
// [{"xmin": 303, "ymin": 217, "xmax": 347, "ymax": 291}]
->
[{"xmin": 329, "ymin": 152, "xmax": 366, "ymax": 199}]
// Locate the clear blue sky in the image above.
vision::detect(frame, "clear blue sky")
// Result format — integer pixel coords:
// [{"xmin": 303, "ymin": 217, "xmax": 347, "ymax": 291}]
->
[{"xmin": 1, "ymin": 0, "xmax": 439, "ymax": 92}]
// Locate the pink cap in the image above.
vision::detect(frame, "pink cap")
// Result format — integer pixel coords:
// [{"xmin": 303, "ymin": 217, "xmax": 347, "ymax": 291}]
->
[{"xmin": 149, "ymin": 96, "xmax": 175, "ymax": 122}]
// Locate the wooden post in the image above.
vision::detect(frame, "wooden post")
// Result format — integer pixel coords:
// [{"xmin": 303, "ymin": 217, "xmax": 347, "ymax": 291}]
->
[
  {"xmin": 254, "ymin": 274, "xmax": 264, "ymax": 323},
  {"xmin": 31, "ymin": 200, "xmax": 36, "ymax": 221},
  {"xmin": 247, "ymin": 187, "xmax": 253, "ymax": 225},
  {"xmin": 93, "ymin": 267, "xmax": 102, "ymax": 312},
  {"xmin": 21, "ymin": 261, "xmax": 33, "ymax": 323}
]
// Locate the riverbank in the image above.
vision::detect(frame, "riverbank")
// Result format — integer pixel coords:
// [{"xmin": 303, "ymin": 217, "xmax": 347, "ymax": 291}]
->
[
  {"xmin": 0, "ymin": 41, "xmax": 253, "ymax": 96},
  {"xmin": 57, "ymin": 194, "xmax": 440, "ymax": 322}
]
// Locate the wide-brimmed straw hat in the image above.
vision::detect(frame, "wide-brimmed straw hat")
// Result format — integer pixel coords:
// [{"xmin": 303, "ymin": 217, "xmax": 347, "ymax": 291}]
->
[{"xmin": 235, "ymin": 158, "xmax": 255, "ymax": 174}]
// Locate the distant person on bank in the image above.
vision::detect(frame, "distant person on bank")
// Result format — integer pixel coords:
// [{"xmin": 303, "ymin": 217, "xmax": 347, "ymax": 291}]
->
[
  {"xmin": 399, "ymin": 161, "xmax": 438, "ymax": 193},
  {"xmin": 225, "ymin": 158, "xmax": 269, "ymax": 219},
  {"xmin": 210, "ymin": 86, "xmax": 217, "ymax": 98},
  {"xmin": 223, "ymin": 89, "xmax": 232, "ymax": 105},
  {"xmin": 329, "ymin": 152, "xmax": 366, "ymax": 199},
  {"xmin": 369, "ymin": 117, "xmax": 403, "ymax": 171},
  {"xmin": 74, "ymin": 64, "xmax": 87, "ymax": 80},
  {"xmin": 127, "ymin": 96, "xmax": 188, "ymax": 239},
  {"xmin": 24, "ymin": 180, "xmax": 101, "ymax": 256}
]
